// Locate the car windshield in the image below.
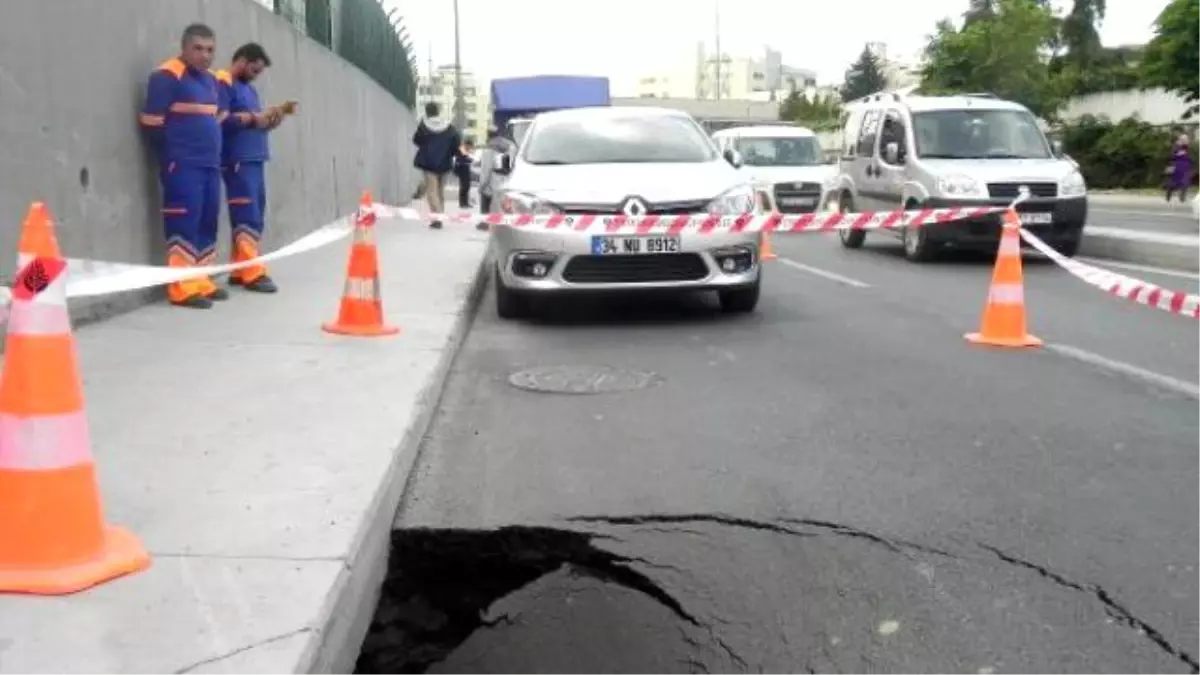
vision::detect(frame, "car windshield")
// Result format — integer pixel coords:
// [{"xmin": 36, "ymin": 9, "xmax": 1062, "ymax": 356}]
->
[
  {"xmin": 523, "ymin": 114, "xmax": 717, "ymax": 165},
  {"xmin": 734, "ymin": 137, "xmax": 824, "ymax": 166},
  {"xmin": 912, "ymin": 109, "xmax": 1051, "ymax": 160}
]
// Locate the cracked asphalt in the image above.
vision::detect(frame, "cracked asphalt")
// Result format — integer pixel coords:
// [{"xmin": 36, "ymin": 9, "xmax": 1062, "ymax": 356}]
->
[{"xmin": 369, "ymin": 238, "xmax": 1198, "ymax": 674}]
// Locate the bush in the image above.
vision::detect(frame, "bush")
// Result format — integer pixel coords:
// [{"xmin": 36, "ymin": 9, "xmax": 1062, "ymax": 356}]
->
[{"xmin": 1058, "ymin": 114, "xmax": 1180, "ymax": 189}]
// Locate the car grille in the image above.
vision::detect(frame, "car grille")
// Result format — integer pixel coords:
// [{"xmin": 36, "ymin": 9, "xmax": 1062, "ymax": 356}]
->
[
  {"xmin": 558, "ymin": 199, "xmax": 711, "ymax": 216},
  {"xmin": 987, "ymin": 182, "xmax": 1058, "ymax": 199},
  {"xmin": 773, "ymin": 182, "xmax": 823, "ymax": 213},
  {"xmin": 562, "ymin": 254, "xmax": 709, "ymax": 283}
]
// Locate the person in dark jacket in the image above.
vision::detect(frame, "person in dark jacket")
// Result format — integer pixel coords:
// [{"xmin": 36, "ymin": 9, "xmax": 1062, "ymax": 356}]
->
[
  {"xmin": 454, "ymin": 139, "xmax": 475, "ymax": 209},
  {"xmin": 412, "ymin": 102, "xmax": 462, "ymax": 229}
]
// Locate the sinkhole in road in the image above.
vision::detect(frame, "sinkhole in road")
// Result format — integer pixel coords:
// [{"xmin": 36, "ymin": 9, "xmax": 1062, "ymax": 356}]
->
[{"xmin": 353, "ymin": 526, "xmax": 722, "ymax": 674}]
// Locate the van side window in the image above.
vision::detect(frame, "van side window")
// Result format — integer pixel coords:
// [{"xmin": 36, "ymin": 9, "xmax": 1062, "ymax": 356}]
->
[
  {"xmin": 879, "ymin": 111, "xmax": 907, "ymax": 163},
  {"xmin": 857, "ymin": 110, "xmax": 882, "ymax": 157},
  {"xmin": 841, "ymin": 109, "xmax": 863, "ymax": 158}
]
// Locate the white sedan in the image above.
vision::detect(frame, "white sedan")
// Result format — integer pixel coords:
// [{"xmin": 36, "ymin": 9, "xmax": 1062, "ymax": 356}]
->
[{"xmin": 486, "ymin": 106, "xmax": 764, "ymax": 319}]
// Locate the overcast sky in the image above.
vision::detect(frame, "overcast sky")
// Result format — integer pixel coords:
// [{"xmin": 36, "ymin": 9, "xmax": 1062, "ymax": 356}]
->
[{"xmin": 384, "ymin": 0, "xmax": 1167, "ymax": 93}]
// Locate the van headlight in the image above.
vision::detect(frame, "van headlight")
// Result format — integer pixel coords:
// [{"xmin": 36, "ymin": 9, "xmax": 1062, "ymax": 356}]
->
[
  {"xmin": 936, "ymin": 174, "xmax": 986, "ymax": 199},
  {"xmin": 1060, "ymin": 170, "xmax": 1087, "ymax": 197},
  {"xmin": 707, "ymin": 185, "xmax": 756, "ymax": 215},
  {"xmin": 499, "ymin": 192, "xmax": 560, "ymax": 215}
]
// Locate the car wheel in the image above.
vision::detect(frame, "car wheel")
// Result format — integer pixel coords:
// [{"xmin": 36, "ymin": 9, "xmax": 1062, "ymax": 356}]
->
[
  {"xmin": 1052, "ymin": 232, "xmax": 1082, "ymax": 258},
  {"xmin": 837, "ymin": 196, "xmax": 866, "ymax": 249},
  {"xmin": 718, "ymin": 278, "xmax": 761, "ymax": 314},
  {"xmin": 902, "ymin": 221, "xmax": 938, "ymax": 262},
  {"xmin": 494, "ymin": 266, "xmax": 529, "ymax": 319}
]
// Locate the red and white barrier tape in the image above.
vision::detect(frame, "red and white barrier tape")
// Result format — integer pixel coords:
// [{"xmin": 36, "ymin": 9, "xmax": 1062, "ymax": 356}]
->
[
  {"xmin": 373, "ymin": 204, "xmax": 1006, "ymax": 234},
  {"xmin": 1020, "ymin": 228, "xmax": 1200, "ymax": 320}
]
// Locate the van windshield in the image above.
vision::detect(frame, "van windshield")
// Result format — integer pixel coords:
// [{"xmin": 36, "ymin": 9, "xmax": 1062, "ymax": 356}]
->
[
  {"xmin": 912, "ymin": 109, "xmax": 1051, "ymax": 160},
  {"xmin": 734, "ymin": 137, "xmax": 824, "ymax": 166}
]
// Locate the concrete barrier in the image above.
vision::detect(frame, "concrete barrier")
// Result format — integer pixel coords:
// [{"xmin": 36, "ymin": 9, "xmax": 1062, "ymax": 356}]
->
[{"xmin": 0, "ymin": 0, "xmax": 418, "ymax": 322}]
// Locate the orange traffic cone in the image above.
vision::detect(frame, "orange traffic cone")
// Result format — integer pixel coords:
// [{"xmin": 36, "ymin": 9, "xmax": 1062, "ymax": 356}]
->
[
  {"xmin": 759, "ymin": 231, "xmax": 778, "ymax": 261},
  {"xmin": 322, "ymin": 191, "xmax": 399, "ymax": 337},
  {"xmin": 0, "ymin": 202, "xmax": 150, "ymax": 595},
  {"xmin": 965, "ymin": 209, "xmax": 1042, "ymax": 348}
]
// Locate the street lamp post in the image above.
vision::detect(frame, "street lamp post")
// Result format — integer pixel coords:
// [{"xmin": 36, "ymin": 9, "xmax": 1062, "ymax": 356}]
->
[{"xmin": 452, "ymin": 0, "xmax": 466, "ymax": 131}]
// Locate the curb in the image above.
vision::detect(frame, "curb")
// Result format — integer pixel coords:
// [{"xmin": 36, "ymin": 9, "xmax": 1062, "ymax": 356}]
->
[
  {"xmin": 1080, "ymin": 231, "xmax": 1199, "ymax": 273},
  {"xmin": 296, "ymin": 247, "xmax": 493, "ymax": 674}
]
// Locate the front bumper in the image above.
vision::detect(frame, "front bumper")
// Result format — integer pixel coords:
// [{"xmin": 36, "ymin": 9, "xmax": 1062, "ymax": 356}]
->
[
  {"xmin": 491, "ymin": 224, "xmax": 762, "ymax": 292},
  {"xmin": 921, "ymin": 195, "xmax": 1087, "ymax": 247}
]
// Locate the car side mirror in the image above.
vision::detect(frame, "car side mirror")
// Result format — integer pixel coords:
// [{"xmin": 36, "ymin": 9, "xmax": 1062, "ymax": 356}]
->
[
  {"xmin": 723, "ymin": 148, "xmax": 743, "ymax": 168},
  {"xmin": 1051, "ymin": 139, "xmax": 1064, "ymax": 157},
  {"xmin": 884, "ymin": 141, "xmax": 904, "ymax": 165},
  {"xmin": 493, "ymin": 154, "xmax": 512, "ymax": 174}
]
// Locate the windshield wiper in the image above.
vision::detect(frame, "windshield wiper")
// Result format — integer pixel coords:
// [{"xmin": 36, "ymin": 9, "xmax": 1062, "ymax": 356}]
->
[{"xmin": 525, "ymin": 160, "xmax": 570, "ymax": 165}]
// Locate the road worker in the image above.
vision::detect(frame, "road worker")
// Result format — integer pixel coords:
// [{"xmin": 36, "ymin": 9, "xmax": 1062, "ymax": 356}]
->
[
  {"xmin": 138, "ymin": 23, "xmax": 227, "ymax": 309},
  {"xmin": 216, "ymin": 42, "xmax": 294, "ymax": 294}
]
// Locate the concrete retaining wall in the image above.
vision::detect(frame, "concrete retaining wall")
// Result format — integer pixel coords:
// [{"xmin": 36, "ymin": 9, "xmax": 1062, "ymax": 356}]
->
[{"xmin": 0, "ymin": 0, "xmax": 418, "ymax": 320}]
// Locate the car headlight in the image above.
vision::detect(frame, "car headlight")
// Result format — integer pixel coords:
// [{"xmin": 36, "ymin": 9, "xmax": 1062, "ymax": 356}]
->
[
  {"xmin": 707, "ymin": 185, "xmax": 756, "ymax": 215},
  {"xmin": 1060, "ymin": 170, "xmax": 1087, "ymax": 197},
  {"xmin": 936, "ymin": 174, "xmax": 986, "ymax": 199},
  {"xmin": 498, "ymin": 192, "xmax": 560, "ymax": 215}
]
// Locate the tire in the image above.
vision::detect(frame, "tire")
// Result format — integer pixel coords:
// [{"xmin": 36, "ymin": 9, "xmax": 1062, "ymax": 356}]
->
[
  {"xmin": 494, "ymin": 266, "xmax": 529, "ymax": 319},
  {"xmin": 718, "ymin": 278, "xmax": 761, "ymax": 314},
  {"xmin": 902, "ymin": 218, "xmax": 938, "ymax": 262},
  {"xmin": 837, "ymin": 195, "xmax": 867, "ymax": 249},
  {"xmin": 1052, "ymin": 232, "xmax": 1082, "ymax": 258}
]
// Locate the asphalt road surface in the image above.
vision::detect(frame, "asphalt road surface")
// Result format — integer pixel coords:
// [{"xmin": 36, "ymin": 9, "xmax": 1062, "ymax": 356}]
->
[{"xmin": 361, "ymin": 234, "xmax": 1199, "ymax": 674}]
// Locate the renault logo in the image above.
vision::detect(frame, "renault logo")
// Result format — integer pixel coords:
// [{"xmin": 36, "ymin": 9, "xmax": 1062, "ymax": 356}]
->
[{"xmin": 621, "ymin": 197, "xmax": 648, "ymax": 217}]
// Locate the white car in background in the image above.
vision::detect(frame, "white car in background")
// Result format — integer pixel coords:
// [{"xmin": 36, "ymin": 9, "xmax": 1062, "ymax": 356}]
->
[
  {"xmin": 712, "ymin": 125, "xmax": 838, "ymax": 214},
  {"xmin": 487, "ymin": 106, "xmax": 764, "ymax": 319}
]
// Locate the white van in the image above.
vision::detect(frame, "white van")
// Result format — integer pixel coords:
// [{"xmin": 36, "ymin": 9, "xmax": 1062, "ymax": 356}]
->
[
  {"xmin": 712, "ymin": 125, "xmax": 837, "ymax": 214},
  {"xmin": 827, "ymin": 92, "xmax": 1088, "ymax": 261}
]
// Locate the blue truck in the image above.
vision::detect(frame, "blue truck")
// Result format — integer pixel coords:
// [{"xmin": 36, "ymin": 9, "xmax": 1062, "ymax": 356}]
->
[{"xmin": 489, "ymin": 75, "xmax": 611, "ymax": 147}]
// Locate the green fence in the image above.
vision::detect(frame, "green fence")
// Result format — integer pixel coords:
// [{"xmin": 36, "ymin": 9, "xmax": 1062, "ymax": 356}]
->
[{"xmin": 273, "ymin": 0, "xmax": 417, "ymax": 109}]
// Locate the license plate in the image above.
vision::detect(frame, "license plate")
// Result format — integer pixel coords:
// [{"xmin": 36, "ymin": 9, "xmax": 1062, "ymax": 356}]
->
[
  {"xmin": 781, "ymin": 197, "xmax": 816, "ymax": 207},
  {"xmin": 1018, "ymin": 212, "xmax": 1053, "ymax": 225},
  {"xmin": 591, "ymin": 235, "xmax": 681, "ymax": 255}
]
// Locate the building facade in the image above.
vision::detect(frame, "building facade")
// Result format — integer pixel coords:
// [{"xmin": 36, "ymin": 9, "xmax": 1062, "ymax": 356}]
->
[
  {"xmin": 417, "ymin": 65, "xmax": 489, "ymax": 145},
  {"xmin": 636, "ymin": 44, "xmax": 818, "ymax": 102}
]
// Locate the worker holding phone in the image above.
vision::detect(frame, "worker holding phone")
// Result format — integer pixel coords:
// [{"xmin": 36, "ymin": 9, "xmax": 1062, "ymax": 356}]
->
[{"xmin": 216, "ymin": 42, "xmax": 297, "ymax": 294}]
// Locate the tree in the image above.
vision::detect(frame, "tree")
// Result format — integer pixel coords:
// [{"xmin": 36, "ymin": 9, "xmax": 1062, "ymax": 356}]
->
[
  {"xmin": 839, "ymin": 47, "xmax": 888, "ymax": 102},
  {"xmin": 1139, "ymin": 0, "xmax": 1199, "ymax": 118},
  {"xmin": 920, "ymin": 0, "xmax": 1062, "ymax": 117},
  {"xmin": 779, "ymin": 91, "xmax": 842, "ymax": 130}
]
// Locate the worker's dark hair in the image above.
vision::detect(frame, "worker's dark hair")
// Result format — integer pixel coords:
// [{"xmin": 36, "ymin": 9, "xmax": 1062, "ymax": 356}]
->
[
  {"xmin": 233, "ymin": 42, "xmax": 271, "ymax": 67},
  {"xmin": 424, "ymin": 102, "xmax": 440, "ymax": 118},
  {"xmin": 181, "ymin": 23, "xmax": 215, "ymax": 46}
]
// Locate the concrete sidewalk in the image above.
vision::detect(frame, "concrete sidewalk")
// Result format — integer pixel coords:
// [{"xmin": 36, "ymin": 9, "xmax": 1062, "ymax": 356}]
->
[{"xmin": 0, "ymin": 216, "xmax": 490, "ymax": 673}]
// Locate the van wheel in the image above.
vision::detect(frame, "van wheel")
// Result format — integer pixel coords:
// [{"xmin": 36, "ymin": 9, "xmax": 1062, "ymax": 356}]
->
[
  {"xmin": 837, "ymin": 196, "xmax": 866, "ymax": 249},
  {"xmin": 1053, "ymin": 233, "xmax": 1082, "ymax": 258},
  {"xmin": 494, "ymin": 267, "xmax": 530, "ymax": 319},
  {"xmin": 902, "ymin": 222, "xmax": 938, "ymax": 262}
]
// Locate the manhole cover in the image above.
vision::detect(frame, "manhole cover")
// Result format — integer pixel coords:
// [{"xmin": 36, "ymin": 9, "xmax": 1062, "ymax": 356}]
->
[{"xmin": 508, "ymin": 365, "xmax": 660, "ymax": 395}]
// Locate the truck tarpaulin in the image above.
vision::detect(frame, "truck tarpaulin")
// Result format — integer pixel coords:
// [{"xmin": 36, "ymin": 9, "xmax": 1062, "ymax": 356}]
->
[{"xmin": 489, "ymin": 75, "xmax": 611, "ymax": 130}]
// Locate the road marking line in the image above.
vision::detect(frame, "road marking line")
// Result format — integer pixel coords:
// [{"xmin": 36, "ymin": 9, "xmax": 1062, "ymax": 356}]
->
[
  {"xmin": 1073, "ymin": 257, "xmax": 1200, "ymax": 281},
  {"xmin": 777, "ymin": 258, "xmax": 871, "ymax": 288},
  {"xmin": 1046, "ymin": 343, "xmax": 1200, "ymax": 400},
  {"xmin": 1090, "ymin": 207, "xmax": 1198, "ymax": 220}
]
